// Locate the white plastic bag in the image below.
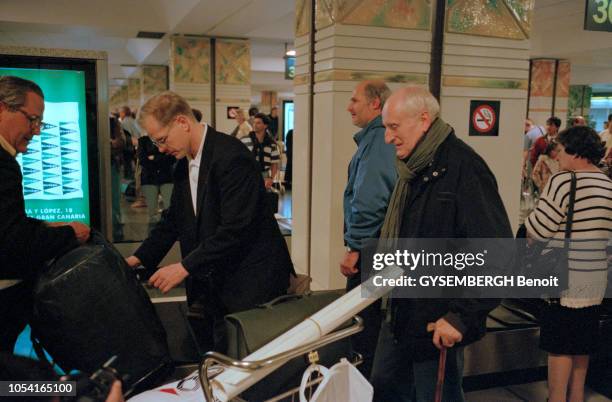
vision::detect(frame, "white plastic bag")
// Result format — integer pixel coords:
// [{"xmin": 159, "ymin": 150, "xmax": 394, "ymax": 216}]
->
[{"xmin": 299, "ymin": 358, "xmax": 373, "ymax": 402}]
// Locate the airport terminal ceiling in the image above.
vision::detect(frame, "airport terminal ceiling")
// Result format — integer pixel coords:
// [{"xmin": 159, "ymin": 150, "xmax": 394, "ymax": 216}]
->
[{"xmin": 0, "ymin": 0, "xmax": 611, "ymax": 91}]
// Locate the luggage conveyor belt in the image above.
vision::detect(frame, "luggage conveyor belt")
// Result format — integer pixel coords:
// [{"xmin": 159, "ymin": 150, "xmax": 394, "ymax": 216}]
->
[
  {"xmin": 463, "ymin": 301, "xmax": 544, "ymax": 377},
  {"xmin": 464, "ymin": 299, "xmax": 612, "ymax": 378}
]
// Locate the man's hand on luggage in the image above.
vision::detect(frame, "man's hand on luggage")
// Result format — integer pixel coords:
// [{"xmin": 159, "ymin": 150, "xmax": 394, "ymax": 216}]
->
[
  {"xmin": 149, "ymin": 263, "xmax": 189, "ymax": 293},
  {"xmin": 125, "ymin": 255, "xmax": 142, "ymax": 268},
  {"xmin": 68, "ymin": 221, "xmax": 91, "ymax": 244},
  {"xmin": 428, "ymin": 318, "xmax": 463, "ymax": 349},
  {"xmin": 264, "ymin": 177, "xmax": 273, "ymax": 189},
  {"xmin": 340, "ymin": 250, "xmax": 360, "ymax": 277}
]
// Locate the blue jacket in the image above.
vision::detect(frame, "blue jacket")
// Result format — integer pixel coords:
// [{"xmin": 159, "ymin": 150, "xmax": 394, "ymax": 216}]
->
[{"xmin": 343, "ymin": 115, "xmax": 397, "ymax": 250}]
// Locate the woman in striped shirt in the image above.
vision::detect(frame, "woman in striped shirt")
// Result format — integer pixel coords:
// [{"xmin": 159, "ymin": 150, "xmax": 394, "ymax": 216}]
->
[{"xmin": 526, "ymin": 125, "xmax": 612, "ymax": 402}]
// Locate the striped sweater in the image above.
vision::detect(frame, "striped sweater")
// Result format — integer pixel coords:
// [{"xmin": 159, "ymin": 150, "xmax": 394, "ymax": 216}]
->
[{"xmin": 526, "ymin": 170, "xmax": 612, "ymax": 308}]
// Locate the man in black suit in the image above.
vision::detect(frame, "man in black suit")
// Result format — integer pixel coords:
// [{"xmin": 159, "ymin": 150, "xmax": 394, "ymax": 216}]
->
[
  {"xmin": 0, "ymin": 76, "xmax": 90, "ymax": 352},
  {"xmin": 126, "ymin": 91, "xmax": 293, "ymax": 353}
]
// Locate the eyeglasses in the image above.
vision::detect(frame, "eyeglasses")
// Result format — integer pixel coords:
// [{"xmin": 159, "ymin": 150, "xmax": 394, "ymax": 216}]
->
[
  {"xmin": 16, "ymin": 109, "xmax": 44, "ymax": 129},
  {"xmin": 150, "ymin": 135, "xmax": 167, "ymax": 147},
  {"xmin": 150, "ymin": 121, "xmax": 175, "ymax": 147}
]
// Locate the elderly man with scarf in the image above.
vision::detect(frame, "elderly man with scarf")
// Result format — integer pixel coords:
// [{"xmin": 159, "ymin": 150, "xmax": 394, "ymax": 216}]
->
[{"xmin": 370, "ymin": 86, "xmax": 512, "ymax": 402}]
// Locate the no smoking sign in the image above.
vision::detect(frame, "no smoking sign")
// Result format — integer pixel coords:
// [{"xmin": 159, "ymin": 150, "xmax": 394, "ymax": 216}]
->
[{"xmin": 469, "ymin": 100, "xmax": 500, "ymax": 136}]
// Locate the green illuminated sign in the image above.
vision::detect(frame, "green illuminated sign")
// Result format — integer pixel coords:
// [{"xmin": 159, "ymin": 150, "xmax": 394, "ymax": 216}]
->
[{"xmin": 0, "ymin": 68, "xmax": 90, "ymax": 225}]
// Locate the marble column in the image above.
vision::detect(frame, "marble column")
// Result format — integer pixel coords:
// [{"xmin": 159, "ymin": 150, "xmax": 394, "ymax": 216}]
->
[
  {"xmin": 293, "ymin": 0, "xmax": 433, "ymax": 289},
  {"xmin": 528, "ymin": 59, "xmax": 571, "ymax": 128},
  {"xmin": 141, "ymin": 65, "xmax": 168, "ymax": 104},
  {"xmin": 169, "ymin": 36, "xmax": 212, "ymax": 123},
  {"xmin": 214, "ymin": 39, "xmax": 251, "ymax": 134},
  {"xmin": 127, "ymin": 78, "xmax": 141, "ymax": 113}
]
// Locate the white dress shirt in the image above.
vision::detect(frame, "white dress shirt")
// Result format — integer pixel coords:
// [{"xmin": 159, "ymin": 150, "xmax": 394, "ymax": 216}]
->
[{"xmin": 188, "ymin": 124, "xmax": 207, "ymax": 214}]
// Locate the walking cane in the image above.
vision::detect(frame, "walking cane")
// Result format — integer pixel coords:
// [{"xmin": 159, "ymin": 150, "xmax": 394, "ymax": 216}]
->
[
  {"xmin": 427, "ymin": 322, "xmax": 448, "ymax": 402},
  {"xmin": 434, "ymin": 346, "xmax": 447, "ymax": 402}
]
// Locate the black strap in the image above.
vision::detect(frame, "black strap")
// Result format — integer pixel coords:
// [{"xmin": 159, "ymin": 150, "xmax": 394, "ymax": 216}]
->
[
  {"xmin": 556, "ymin": 171, "xmax": 577, "ymax": 296},
  {"xmin": 564, "ymin": 171, "xmax": 577, "ymax": 241}
]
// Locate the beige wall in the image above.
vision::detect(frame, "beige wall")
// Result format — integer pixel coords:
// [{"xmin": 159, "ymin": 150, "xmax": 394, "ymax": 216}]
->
[{"xmin": 441, "ymin": 34, "xmax": 531, "ymax": 233}]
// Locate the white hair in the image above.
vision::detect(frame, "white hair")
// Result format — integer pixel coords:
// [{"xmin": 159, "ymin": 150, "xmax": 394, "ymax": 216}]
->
[{"xmin": 392, "ymin": 85, "xmax": 440, "ymax": 119}]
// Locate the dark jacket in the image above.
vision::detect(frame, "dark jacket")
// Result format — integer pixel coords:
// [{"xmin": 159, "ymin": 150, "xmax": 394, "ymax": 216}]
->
[
  {"xmin": 392, "ymin": 131, "xmax": 512, "ymax": 360},
  {"xmin": 137, "ymin": 136, "xmax": 175, "ymax": 186},
  {"xmin": 0, "ymin": 147, "xmax": 77, "ymax": 281},
  {"xmin": 134, "ymin": 128, "xmax": 293, "ymax": 312}
]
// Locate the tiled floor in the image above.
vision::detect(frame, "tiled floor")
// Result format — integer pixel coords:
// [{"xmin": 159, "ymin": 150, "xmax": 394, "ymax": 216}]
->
[{"xmin": 466, "ymin": 381, "xmax": 611, "ymax": 402}]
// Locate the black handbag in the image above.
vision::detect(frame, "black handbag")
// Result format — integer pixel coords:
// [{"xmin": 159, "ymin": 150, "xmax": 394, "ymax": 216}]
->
[{"xmin": 524, "ymin": 171, "xmax": 576, "ymax": 293}]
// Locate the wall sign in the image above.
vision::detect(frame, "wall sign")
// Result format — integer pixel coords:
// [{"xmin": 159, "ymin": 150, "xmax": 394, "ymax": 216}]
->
[
  {"xmin": 584, "ymin": 0, "xmax": 612, "ymax": 32},
  {"xmin": 469, "ymin": 100, "xmax": 500, "ymax": 137},
  {"xmin": 1, "ymin": 67, "xmax": 91, "ymax": 224},
  {"xmin": 285, "ymin": 56, "xmax": 295, "ymax": 80}
]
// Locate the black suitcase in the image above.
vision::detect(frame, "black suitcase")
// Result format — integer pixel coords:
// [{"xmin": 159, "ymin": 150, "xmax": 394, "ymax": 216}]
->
[{"xmin": 31, "ymin": 232, "xmax": 173, "ymax": 394}]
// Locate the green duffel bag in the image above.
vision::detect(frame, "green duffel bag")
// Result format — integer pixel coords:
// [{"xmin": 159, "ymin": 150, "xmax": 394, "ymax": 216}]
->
[
  {"xmin": 225, "ymin": 289, "xmax": 345, "ymax": 359},
  {"xmin": 224, "ymin": 289, "xmax": 352, "ymax": 401}
]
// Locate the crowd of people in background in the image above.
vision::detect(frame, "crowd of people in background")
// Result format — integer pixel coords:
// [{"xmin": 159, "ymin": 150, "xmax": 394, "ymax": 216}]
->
[{"xmin": 521, "ymin": 113, "xmax": 612, "ymax": 218}]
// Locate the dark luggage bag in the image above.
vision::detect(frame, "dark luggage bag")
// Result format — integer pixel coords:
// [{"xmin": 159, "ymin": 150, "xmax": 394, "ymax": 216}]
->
[
  {"xmin": 31, "ymin": 232, "xmax": 173, "ymax": 395},
  {"xmin": 225, "ymin": 290, "xmax": 353, "ymax": 400}
]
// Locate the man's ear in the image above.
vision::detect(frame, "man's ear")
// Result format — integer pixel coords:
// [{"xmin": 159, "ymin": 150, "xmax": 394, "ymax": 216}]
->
[
  {"xmin": 176, "ymin": 115, "xmax": 190, "ymax": 130},
  {"xmin": 371, "ymin": 97, "xmax": 382, "ymax": 111},
  {"xmin": 420, "ymin": 110, "xmax": 430, "ymax": 124}
]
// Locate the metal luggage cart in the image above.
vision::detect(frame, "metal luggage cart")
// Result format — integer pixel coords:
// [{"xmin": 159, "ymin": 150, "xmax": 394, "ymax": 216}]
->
[{"xmin": 198, "ymin": 316, "xmax": 364, "ymax": 402}]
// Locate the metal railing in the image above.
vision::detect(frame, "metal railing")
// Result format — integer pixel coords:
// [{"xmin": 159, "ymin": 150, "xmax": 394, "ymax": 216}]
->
[{"xmin": 198, "ymin": 316, "xmax": 364, "ymax": 401}]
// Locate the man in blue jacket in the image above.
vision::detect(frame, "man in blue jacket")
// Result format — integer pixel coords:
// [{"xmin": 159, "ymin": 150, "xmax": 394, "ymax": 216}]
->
[{"xmin": 341, "ymin": 80, "xmax": 397, "ymax": 377}]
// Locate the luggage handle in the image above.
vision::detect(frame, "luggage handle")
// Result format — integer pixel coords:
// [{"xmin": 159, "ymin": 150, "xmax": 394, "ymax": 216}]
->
[{"xmin": 257, "ymin": 292, "xmax": 312, "ymax": 308}]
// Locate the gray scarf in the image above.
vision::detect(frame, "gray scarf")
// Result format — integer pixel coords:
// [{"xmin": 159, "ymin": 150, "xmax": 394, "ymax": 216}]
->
[{"xmin": 379, "ymin": 117, "xmax": 453, "ymax": 239}]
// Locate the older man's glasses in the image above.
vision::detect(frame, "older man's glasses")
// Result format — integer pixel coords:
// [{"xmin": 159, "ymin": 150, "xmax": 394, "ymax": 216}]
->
[{"xmin": 16, "ymin": 109, "xmax": 44, "ymax": 129}]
